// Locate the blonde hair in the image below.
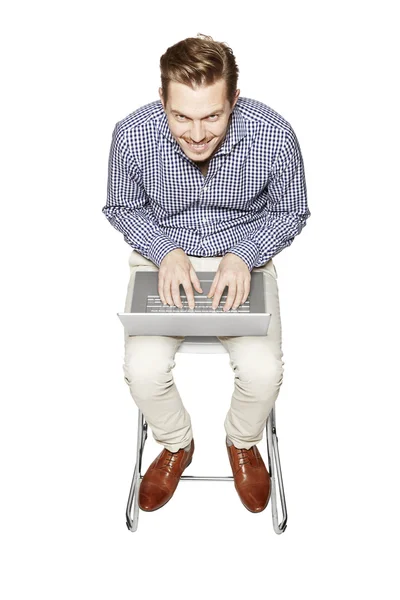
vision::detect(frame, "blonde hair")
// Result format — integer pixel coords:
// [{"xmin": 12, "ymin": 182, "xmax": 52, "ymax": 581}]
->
[{"xmin": 160, "ymin": 33, "xmax": 239, "ymax": 108}]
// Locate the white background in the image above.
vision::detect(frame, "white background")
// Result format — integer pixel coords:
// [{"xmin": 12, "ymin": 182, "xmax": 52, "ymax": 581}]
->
[{"xmin": 1, "ymin": 0, "xmax": 399, "ymax": 598}]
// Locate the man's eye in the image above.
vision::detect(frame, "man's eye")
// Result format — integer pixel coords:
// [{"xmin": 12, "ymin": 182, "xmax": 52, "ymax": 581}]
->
[{"xmin": 175, "ymin": 114, "xmax": 218, "ymax": 121}]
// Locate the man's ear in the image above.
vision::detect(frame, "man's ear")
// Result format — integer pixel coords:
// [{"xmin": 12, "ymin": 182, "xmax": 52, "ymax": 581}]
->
[
  {"xmin": 232, "ymin": 89, "xmax": 240, "ymax": 109},
  {"xmin": 158, "ymin": 87, "xmax": 165, "ymax": 109}
]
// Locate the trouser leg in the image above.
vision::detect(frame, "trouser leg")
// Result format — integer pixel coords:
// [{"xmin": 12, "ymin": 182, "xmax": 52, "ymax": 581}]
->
[
  {"xmin": 217, "ymin": 262, "xmax": 284, "ymax": 449},
  {"xmin": 122, "ymin": 254, "xmax": 190, "ymax": 453}
]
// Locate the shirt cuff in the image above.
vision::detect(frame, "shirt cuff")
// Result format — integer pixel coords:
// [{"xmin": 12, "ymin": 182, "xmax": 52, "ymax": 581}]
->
[
  {"xmin": 148, "ymin": 235, "xmax": 181, "ymax": 267},
  {"xmin": 226, "ymin": 240, "xmax": 260, "ymax": 272}
]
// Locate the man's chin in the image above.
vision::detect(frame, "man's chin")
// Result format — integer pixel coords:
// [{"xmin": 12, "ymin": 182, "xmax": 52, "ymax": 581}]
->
[{"xmin": 183, "ymin": 148, "xmax": 213, "ymax": 162}]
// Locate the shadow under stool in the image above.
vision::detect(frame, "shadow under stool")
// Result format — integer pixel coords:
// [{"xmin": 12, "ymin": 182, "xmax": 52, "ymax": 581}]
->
[{"xmin": 125, "ymin": 335, "xmax": 288, "ymax": 534}]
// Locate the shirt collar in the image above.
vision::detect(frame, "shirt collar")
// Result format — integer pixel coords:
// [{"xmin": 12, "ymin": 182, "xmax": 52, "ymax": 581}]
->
[{"xmin": 156, "ymin": 101, "xmax": 248, "ymax": 158}]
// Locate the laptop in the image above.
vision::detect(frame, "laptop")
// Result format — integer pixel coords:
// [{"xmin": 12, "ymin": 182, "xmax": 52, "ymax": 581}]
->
[{"xmin": 117, "ymin": 271, "xmax": 271, "ymax": 336}]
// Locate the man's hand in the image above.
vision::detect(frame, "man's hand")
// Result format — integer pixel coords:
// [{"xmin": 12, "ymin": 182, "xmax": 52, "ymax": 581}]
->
[
  {"xmin": 159, "ymin": 249, "xmax": 203, "ymax": 309},
  {"xmin": 207, "ymin": 253, "xmax": 251, "ymax": 311}
]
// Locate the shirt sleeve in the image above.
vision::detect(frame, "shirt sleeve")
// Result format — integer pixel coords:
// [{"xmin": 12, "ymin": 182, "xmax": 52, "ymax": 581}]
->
[
  {"xmin": 226, "ymin": 127, "xmax": 311, "ymax": 272},
  {"xmin": 102, "ymin": 124, "xmax": 181, "ymax": 267}
]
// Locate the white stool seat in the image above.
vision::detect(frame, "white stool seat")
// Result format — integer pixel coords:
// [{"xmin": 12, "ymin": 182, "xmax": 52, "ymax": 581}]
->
[{"xmin": 178, "ymin": 336, "xmax": 228, "ymax": 354}]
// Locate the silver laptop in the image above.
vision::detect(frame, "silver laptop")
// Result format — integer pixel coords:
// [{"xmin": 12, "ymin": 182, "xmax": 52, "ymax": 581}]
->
[{"xmin": 117, "ymin": 271, "xmax": 270, "ymax": 336}]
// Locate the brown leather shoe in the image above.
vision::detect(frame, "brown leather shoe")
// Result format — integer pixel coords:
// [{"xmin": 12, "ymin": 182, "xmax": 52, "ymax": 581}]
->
[
  {"xmin": 139, "ymin": 439, "xmax": 194, "ymax": 511},
  {"xmin": 226, "ymin": 437, "xmax": 271, "ymax": 513}
]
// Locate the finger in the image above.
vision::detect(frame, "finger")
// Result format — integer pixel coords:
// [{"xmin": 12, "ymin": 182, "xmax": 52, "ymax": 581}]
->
[
  {"xmin": 232, "ymin": 279, "xmax": 244, "ymax": 309},
  {"xmin": 171, "ymin": 280, "xmax": 182, "ymax": 308},
  {"xmin": 158, "ymin": 274, "xmax": 166, "ymax": 305},
  {"xmin": 164, "ymin": 278, "xmax": 174, "ymax": 306},
  {"xmin": 223, "ymin": 281, "xmax": 237, "ymax": 312},
  {"xmin": 242, "ymin": 278, "xmax": 251, "ymax": 304},
  {"xmin": 207, "ymin": 271, "xmax": 219, "ymax": 299},
  {"xmin": 212, "ymin": 282, "xmax": 226, "ymax": 310},
  {"xmin": 190, "ymin": 268, "xmax": 203, "ymax": 294},
  {"xmin": 195, "ymin": 280, "xmax": 203, "ymax": 294},
  {"xmin": 183, "ymin": 279, "xmax": 196, "ymax": 310}
]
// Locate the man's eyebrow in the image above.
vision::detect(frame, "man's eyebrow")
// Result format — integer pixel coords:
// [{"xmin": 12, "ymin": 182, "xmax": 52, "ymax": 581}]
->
[{"xmin": 171, "ymin": 108, "xmax": 224, "ymax": 117}]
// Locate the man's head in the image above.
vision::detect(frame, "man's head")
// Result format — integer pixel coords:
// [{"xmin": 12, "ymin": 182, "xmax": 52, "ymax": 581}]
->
[{"xmin": 159, "ymin": 34, "xmax": 240, "ymax": 163}]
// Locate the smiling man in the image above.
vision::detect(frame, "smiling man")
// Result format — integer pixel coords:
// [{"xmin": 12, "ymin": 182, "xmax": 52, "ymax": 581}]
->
[
  {"xmin": 102, "ymin": 34, "xmax": 310, "ymax": 514},
  {"xmin": 163, "ymin": 78, "xmax": 238, "ymax": 178}
]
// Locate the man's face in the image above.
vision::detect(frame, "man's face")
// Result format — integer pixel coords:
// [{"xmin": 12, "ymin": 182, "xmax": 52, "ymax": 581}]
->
[{"xmin": 159, "ymin": 78, "xmax": 240, "ymax": 163}]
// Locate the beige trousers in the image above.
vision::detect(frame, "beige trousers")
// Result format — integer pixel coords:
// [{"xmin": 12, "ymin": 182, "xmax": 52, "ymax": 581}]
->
[{"xmin": 123, "ymin": 250, "xmax": 284, "ymax": 452}]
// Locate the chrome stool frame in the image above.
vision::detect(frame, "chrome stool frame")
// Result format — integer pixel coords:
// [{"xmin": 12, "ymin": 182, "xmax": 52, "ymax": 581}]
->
[{"xmin": 125, "ymin": 336, "xmax": 288, "ymax": 534}]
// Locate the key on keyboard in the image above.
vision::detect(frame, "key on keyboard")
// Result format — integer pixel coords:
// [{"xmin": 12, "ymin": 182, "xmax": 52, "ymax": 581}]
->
[{"xmin": 146, "ymin": 295, "xmax": 250, "ymax": 313}]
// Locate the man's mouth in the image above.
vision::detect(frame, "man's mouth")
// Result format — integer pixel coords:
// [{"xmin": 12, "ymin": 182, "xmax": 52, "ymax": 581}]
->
[{"xmin": 185, "ymin": 139, "xmax": 211, "ymax": 152}]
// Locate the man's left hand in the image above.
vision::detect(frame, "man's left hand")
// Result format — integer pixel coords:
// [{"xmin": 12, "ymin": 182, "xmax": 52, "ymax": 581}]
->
[{"xmin": 207, "ymin": 253, "xmax": 251, "ymax": 311}]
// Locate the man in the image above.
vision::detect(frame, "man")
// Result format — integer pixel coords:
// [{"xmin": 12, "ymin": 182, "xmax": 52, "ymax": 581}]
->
[{"xmin": 102, "ymin": 34, "xmax": 310, "ymax": 514}]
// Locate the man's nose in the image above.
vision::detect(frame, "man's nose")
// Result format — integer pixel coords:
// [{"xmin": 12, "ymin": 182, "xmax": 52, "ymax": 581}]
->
[{"xmin": 190, "ymin": 121, "xmax": 206, "ymax": 143}]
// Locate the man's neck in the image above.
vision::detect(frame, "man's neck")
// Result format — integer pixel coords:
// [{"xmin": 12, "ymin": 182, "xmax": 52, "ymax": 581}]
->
[{"xmin": 197, "ymin": 160, "xmax": 210, "ymax": 177}]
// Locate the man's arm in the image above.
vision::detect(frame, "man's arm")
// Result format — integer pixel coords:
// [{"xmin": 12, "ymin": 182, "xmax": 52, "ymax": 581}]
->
[
  {"xmin": 102, "ymin": 124, "xmax": 181, "ymax": 267},
  {"xmin": 226, "ymin": 127, "xmax": 311, "ymax": 271}
]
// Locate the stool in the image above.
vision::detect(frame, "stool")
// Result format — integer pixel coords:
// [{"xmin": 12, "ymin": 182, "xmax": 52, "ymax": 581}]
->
[{"xmin": 125, "ymin": 336, "xmax": 288, "ymax": 534}]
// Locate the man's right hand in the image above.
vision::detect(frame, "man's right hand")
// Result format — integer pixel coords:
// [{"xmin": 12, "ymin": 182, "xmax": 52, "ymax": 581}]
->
[{"xmin": 158, "ymin": 249, "xmax": 203, "ymax": 309}]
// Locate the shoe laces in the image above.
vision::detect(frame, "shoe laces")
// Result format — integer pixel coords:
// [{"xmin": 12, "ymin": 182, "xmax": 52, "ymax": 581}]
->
[
  {"xmin": 237, "ymin": 448, "xmax": 252, "ymax": 466},
  {"xmin": 162, "ymin": 449, "xmax": 179, "ymax": 471}
]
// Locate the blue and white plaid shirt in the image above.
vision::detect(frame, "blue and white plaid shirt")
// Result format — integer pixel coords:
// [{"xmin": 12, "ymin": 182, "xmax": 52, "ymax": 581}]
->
[{"xmin": 102, "ymin": 96, "xmax": 310, "ymax": 271}]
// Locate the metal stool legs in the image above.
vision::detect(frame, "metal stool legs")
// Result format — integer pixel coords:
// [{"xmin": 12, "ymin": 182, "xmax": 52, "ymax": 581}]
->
[
  {"xmin": 266, "ymin": 407, "xmax": 288, "ymax": 533},
  {"xmin": 125, "ymin": 410, "xmax": 147, "ymax": 533},
  {"xmin": 126, "ymin": 406, "xmax": 287, "ymax": 533}
]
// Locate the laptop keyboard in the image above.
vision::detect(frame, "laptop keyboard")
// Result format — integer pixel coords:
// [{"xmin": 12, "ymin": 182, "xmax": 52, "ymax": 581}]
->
[{"xmin": 146, "ymin": 295, "xmax": 250, "ymax": 313}]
